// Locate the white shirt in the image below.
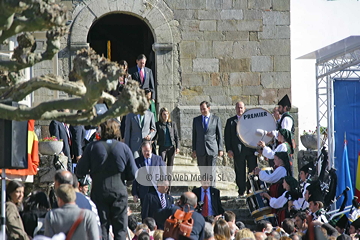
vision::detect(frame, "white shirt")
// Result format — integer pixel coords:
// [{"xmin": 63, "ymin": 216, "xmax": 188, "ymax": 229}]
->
[
  {"xmin": 272, "ymin": 115, "xmax": 293, "ymax": 139},
  {"xmin": 269, "ymin": 191, "xmax": 289, "ymax": 209},
  {"xmin": 262, "ymin": 143, "xmax": 288, "ymax": 159},
  {"xmin": 259, "ymin": 166, "xmax": 287, "ymax": 183},
  {"xmin": 293, "ymin": 182, "xmax": 310, "ymax": 210}
]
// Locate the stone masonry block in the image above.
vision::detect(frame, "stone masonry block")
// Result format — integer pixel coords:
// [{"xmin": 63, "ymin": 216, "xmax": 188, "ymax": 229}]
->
[
  {"xmin": 243, "ymin": 85, "xmax": 263, "ymax": 95},
  {"xmin": 249, "ymin": 31, "xmax": 258, "ymax": 41},
  {"xmin": 181, "ymin": 95, "xmax": 211, "ymax": 106},
  {"xmin": 233, "ymin": 41, "xmax": 260, "ymax": 58},
  {"xmin": 243, "ymin": 10, "xmax": 263, "ymax": 20},
  {"xmin": 223, "ymin": 0, "xmax": 233, "ymax": 9},
  {"xmin": 196, "ymin": 41, "xmax": 213, "ymax": 58},
  {"xmin": 211, "ymin": 73, "xmax": 229, "ymax": 86},
  {"xmin": 224, "ymin": 31, "xmax": 249, "ymax": 41},
  {"xmin": 181, "ymin": 86, "xmax": 204, "ymax": 96},
  {"xmin": 220, "ymin": 10, "xmax": 244, "ymax": 20},
  {"xmin": 154, "ymin": 24, "xmax": 172, "ymax": 42},
  {"xmin": 211, "ymin": 95, "xmax": 232, "ymax": 105},
  {"xmin": 203, "ymin": 86, "xmax": 227, "ymax": 96},
  {"xmin": 229, "ymin": 86, "xmax": 243, "ymax": 95},
  {"xmin": 251, "ymin": 56, "xmax": 273, "ymax": 72},
  {"xmin": 182, "ymin": 74, "xmax": 210, "ymax": 86},
  {"xmin": 198, "ymin": 10, "xmax": 221, "ymax": 20},
  {"xmin": 213, "ymin": 41, "xmax": 234, "ymax": 58},
  {"xmin": 230, "ymin": 72, "xmax": 260, "ymax": 86},
  {"xmin": 180, "ymin": 41, "xmax": 196, "ymax": 58},
  {"xmin": 181, "ymin": 31, "xmax": 204, "ymax": 41},
  {"xmin": 259, "ymin": 26, "xmax": 290, "ymax": 40},
  {"xmin": 180, "ymin": 58, "xmax": 193, "ymax": 73},
  {"xmin": 273, "ymin": 0, "xmax": 290, "ymax": 11},
  {"xmin": 263, "ymin": 11, "xmax": 290, "ymax": 26},
  {"xmin": 217, "ymin": 20, "xmax": 262, "ymax": 32},
  {"xmin": 206, "ymin": 0, "xmax": 222, "ymax": 9},
  {"xmin": 145, "ymin": 8, "xmax": 168, "ymax": 29},
  {"xmin": 260, "ymin": 39, "xmax": 290, "ymax": 56},
  {"xmin": 259, "ymin": 88, "xmax": 278, "ymax": 105},
  {"xmin": 174, "ymin": 10, "xmax": 196, "ymax": 20},
  {"xmin": 219, "ymin": 58, "xmax": 250, "ymax": 72},
  {"xmin": 248, "ymin": 0, "xmax": 272, "ymax": 10},
  {"xmin": 193, "ymin": 58, "xmax": 219, "ymax": 72},
  {"xmin": 187, "ymin": 0, "xmax": 206, "ymax": 9},
  {"xmin": 233, "ymin": 0, "xmax": 248, "ymax": 9},
  {"xmin": 274, "ymin": 56, "xmax": 290, "ymax": 72},
  {"xmin": 88, "ymin": 0, "xmax": 110, "ymax": 18},
  {"xmin": 204, "ymin": 32, "xmax": 225, "ymax": 41},
  {"xmin": 199, "ymin": 20, "xmax": 217, "ymax": 31},
  {"xmin": 261, "ymin": 72, "xmax": 291, "ymax": 88},
  {"xmin": 180, "ymin": 20, "xmax": 200, "ymax": 31}
]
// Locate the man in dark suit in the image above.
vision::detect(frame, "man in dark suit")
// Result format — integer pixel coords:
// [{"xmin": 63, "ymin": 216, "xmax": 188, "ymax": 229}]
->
[
  {"xmin": 192, "ymin": 181, "xmax": 224, "ymax": 217},
  {"xmin": 124, "ymin": 110, "xmax": 156, "ymax": 158},
  {"xmin": 70, "ymin": 125, "xmax": 85, "ymax": 163},
  {"xmin": 224, "ymin": 101, "xmax": 257, "ymax": 197},
  {"xmin": 155, "ymin": 192, "xmax": 205, "ymax": 240},
  {"xmin": 132, "ymin": 141, "xmax": 165, "ymax": 204},
  {"xmin": 141, "ymin": 181, "xmax": 174, "ymax": 223},
  {"xmin": 128, "ymin": 54, "xmax": 155, "ymax": 99},
  {"xmin": 49, "ymin": 116, "xmax": 72, "ymax": 171},
  {"xmin": 192, "ymin": 101, "xmax": 223, "ymax": 179}
]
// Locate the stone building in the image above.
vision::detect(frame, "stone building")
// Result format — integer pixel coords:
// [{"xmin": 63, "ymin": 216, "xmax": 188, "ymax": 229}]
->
[{"xmin": 33, "ymin": 0, "xmax": 293, "ymax": 152}]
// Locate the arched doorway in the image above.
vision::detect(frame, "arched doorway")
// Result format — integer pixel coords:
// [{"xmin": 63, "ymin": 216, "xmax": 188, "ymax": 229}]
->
[{"xmin": 87, "ymin": 13, "xmax": 155, "ymax": 78}]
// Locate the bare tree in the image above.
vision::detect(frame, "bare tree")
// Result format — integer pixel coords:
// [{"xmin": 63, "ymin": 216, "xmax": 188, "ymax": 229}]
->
[{"xmin": 0, "ymin": 0, "xmax": 148, "ymax": 125}]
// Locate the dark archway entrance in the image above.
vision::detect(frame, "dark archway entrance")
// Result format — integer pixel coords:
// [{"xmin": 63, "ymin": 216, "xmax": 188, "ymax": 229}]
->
[{"xmin": 87, "ymin": 13, "xmax": 155, "ymax": 74}]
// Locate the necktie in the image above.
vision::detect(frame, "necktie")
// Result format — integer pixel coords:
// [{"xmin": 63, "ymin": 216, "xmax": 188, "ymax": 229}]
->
[
  {"xmin": 140, "ymin": 69, "xmax": 144, "ymax": 84},
  {"xmin": 160, "ymin": 194, "xmax": 166, "ymax": 208},
  {"xmin": 202, "ymin": 189, "xmax": 209, "ymax": 217},
  {"xmin": 204, "ymin": 117, "xmax": 209, "ymax": 131},
  {"xmin": 63, "ymin": 123, "xmax": 72, "ymax": 146}
]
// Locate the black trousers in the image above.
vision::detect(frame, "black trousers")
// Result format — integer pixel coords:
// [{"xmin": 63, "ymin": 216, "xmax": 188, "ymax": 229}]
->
[
  {"xmin": 159, "ymin": 145, "xmax": 175, "ymax": 167},
  {"xmin": 92, "ymin": 190, "xmax": 128, "ymax": 240},
  {"xmin": 234, "ymin": 148, "xmax": 257, "ymax": 195}
]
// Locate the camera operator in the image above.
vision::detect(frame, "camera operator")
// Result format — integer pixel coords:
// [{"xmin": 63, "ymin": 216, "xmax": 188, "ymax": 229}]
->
[{"xmin": 192, "ymin": 180, "xmax": 224, "ymax": 218}]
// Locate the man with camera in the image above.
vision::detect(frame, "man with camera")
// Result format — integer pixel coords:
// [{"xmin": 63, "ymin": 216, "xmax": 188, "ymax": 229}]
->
[{"xmin": 192, "ymin": 180, "xmax": 224, "ymax": 218}]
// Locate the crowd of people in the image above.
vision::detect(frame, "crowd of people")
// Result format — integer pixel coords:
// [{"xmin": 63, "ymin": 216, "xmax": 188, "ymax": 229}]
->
[{"xmin": 4, "ymin": 54, "xmax": 360, "ymax": 240}]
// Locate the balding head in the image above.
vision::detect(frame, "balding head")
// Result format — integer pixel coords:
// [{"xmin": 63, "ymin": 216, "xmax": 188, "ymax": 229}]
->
[
  {"xmin": 235, "ymin": 101, "xmax": 245, "ymax": 116},
  {"xmin": 54, "ymin": 170, "xmax": 74, "ymax": 189},
  {"xmin": 179, "ymin": 192, "xmax": 198, "ymax": 208},
  {"xmin": 254, "ymin": 232, "xmax": 267, "ymax": 240}
]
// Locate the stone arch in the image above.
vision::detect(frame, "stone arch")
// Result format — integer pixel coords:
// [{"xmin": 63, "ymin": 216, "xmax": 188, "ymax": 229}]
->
[{"xmin": 69, "ymin": 0, "xmax": 181, "ymax": 110}]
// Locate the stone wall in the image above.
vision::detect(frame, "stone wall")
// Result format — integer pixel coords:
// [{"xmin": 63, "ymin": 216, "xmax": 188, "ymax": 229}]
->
[{"xmin": 163, "ymin": 0, "xmax": 291, "ymax": 106}]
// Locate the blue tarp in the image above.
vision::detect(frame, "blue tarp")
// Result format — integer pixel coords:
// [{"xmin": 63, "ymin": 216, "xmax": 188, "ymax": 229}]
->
[{"xmin": 334, "ymin": 80, "xmax": 360, "ymax": 207}]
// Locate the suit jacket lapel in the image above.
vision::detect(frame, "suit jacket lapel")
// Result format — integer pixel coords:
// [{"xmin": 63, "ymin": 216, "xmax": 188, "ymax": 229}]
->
[
  {"xmin": 205, "ymin": 115, "xmax": 214, "ymax": 133},
  {"xmin": 234, "ymin": 115, "xmax": 238, "ymax": 124}
]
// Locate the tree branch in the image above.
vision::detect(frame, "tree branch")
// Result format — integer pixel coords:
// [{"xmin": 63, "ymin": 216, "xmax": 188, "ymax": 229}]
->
[{"xmin": 0, "ymin": 74, "xmax": 86, "ymax": 101}]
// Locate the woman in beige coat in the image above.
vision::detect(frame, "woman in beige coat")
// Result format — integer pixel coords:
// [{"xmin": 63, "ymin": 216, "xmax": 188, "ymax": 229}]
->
[{"xmin": 6, "ymin": 180, "xmax": 29, "ymax": 240}]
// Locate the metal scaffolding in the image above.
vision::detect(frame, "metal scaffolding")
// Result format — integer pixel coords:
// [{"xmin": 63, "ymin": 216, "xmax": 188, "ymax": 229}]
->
[{"xmin": 298, "ymin": 36, "xmax": 360, "ymax": 170}]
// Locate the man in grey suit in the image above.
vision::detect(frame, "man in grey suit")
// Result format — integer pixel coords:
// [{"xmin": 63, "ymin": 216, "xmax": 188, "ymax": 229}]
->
[
  {"xmin": 124, "ymin": 110, "xmax": 157, "ymax": 158},
  {"xmin": 44, "ymin": 184, "xmax": 99, "ymax": 239},
  {"xmin": 192, "ymin": 101, "xmax": 223, "ymax": 179}
]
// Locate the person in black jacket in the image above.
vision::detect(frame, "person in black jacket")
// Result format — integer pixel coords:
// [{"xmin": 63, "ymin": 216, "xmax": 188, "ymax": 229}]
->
[
  {"xmin": 192, "ymin": 182, "xmax": 224, "ymax": 217},
  {"xmin": 76, "ymin": 119, "xmax": 138, "ymax": 240},
  {"xmin": 224, "ymin": 102, "xmax": 256, "ymax": 197},
  {"xmin": 156, "ymin": 107, "xmax": 180, "ymax": 167}
]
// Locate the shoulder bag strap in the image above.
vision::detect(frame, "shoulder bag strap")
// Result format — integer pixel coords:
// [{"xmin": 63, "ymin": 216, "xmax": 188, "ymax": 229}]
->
[{"xmin": 66, "ymin": 209, "xmax": 84, "ymax": 240}]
